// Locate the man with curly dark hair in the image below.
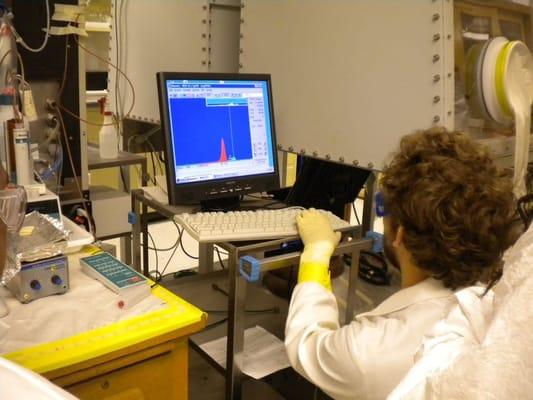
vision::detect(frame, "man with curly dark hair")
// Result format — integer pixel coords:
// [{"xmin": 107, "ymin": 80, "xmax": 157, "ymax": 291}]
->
[{"xmin": 285, "ymin": 128, "xmax": 517, "ymax": 400}]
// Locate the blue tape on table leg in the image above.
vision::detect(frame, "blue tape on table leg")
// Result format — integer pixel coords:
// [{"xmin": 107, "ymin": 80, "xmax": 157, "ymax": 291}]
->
[
  {"xmin": 128, "ymin": 212, "xmax": 137, "ymax": 225},
  {"xmin": 239, "ymin": 255, "xmax": 261, "ymax": 282}
]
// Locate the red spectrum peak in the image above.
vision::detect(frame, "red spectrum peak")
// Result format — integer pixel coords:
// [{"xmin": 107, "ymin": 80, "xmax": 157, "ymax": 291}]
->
[{"xmin": 219, "ymin": 137, "xmax": 228, "ymax": 162}]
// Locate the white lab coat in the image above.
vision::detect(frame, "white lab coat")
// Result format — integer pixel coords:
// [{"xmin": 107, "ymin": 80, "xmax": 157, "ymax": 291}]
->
[
  {"xmin": 389, "ymin": 223, "xmax": 533, "ymax": 400},
  {"xmin": 0, "ymin": 356, "xmax": 78, "ymax": 399},
  {"xmin": 285, "ymin": 278, "xmax": 455, "ymax": 400}
]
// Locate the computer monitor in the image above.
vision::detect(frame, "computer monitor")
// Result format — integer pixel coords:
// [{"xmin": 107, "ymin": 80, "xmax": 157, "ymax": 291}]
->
[{"xmin": 157, "ymin": 72, "xmax": 280, "ymax": 209}]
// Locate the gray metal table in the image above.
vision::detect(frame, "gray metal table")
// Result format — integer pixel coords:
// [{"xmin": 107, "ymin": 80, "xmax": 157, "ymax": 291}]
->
[{"xmin": 130, "ymin": 189, "xmax": 372, "ymax": 399}]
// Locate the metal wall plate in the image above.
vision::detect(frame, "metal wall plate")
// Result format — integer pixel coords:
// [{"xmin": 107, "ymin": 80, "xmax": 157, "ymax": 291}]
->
[
  {"xmin": 240, "ymin": 0, "xmax": 454, "ymax": 169},
  {"xmin": 108, "ymin": 0, "xmax": 210, "ymax": 121}
]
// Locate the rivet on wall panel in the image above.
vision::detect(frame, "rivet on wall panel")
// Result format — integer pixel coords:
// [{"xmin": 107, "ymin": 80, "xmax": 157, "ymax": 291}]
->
[
  {"xmin": 239, "ymin": 63, "xmax": 243, "ymax": 68},
  {"xmin": 313, "ymin": 151, "xmax": 318, "ymax": 157},
  {"xmin": 202, "ymin": 47, "xmax": 206, "ymax": 52},
  {"xmin": 202, "ymin": 19, "xmax": 207, "ymax": 24},
  {"xmin": 201, "ymin": 60, "xmax": 207, "ymax": 65},
  {"xmin": 433, "ymin": 33, "xmax": 440, "ymax": 41},
  {"xmin": 447, "ymin": 34, "xmax": 452, "ymax": 40},
  {"xmin": 433, "ymin": 115, "xmax": 440, "ymax": 123},
  {"xmin": 433, "ymin": 74, "xmax": 441, "ymax": 82},
  {"xmin": 432, "ymin": 13, "xmax": 440, "ymax": 21},
  {"xmin": 203, "ymin": 5, "xmax": 207, "ymax": 10},
  {"xmin": 240, "ymin": 33, "xmax": 244, "ymax": 38},
  {"xmin": 239, "ymin": 48, "xmax": 243, "ymax": 53},
  {"xmin": 352, "ymin": 160, "xmax": 359, "ymax": 166},
  {"xmin": 339, "ymin": 156, "xmax": 345, "ymax": 163},
  {"xmin": 288, "ymin": 146, "xmax": 294, "ymax": 152},
  {"xmin": 241, "ymin": 2, "xmax": 245, "ymax": 8},
  {"xmin": 367, "ymin": 162, "xmax": 374, "ymax": 169},
  {"xmin": 433, "ymin": 54, "xmax": 440, "ymax": 62},
  {"xmin": 433, "ymin": 95, "xmax": 440, "ymax": 103},
  {"xmin": 447, "ymin": 72, "xmax": 452, "ymax": 78},
  {"xmin": 240, "ymin": 18, "xmax": 244, "ymax": 23},
  {"xmin": 325, "ymin": 154, "xmax": 331, "ymax": 160},
  {"xmin": 202, "ymin": 33, "xmax": 207, "ymax": 38},
  {"xmin": 300, "ymin": 149, "xmax": 306, "ymax": 154}
]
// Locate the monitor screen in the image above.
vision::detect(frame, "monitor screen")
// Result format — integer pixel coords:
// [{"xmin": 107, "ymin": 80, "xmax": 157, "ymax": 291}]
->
[{"xmin": 157, "ymin": 73, "xmax": 280, "ymax": 206}]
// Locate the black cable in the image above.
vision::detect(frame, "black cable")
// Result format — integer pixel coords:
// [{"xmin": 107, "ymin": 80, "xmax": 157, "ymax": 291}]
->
[
  {"xmin": 143, "ymin": 237, "xmax": 180, "ymax": 252},
  {"xmin": 204, "ymin": 317, "xmax": 228, "ymax": 330},
  {"xmin": 147, "ymin": 231, "xmax": 159, "ymax": 279},
  {"xmin": 160, "ymin": 268, "xmax": 197, "ymax": 281},
  {"xmin": 352, "ymin": 202, "xmax": 361, "ymax": 226},
  {"xmin": 214, "ymin": 246, "xmax": 226, "ymax": 269},
  {"xmin": 145, "ymin": 139, "xmax": 164, "ymax": 177},
  {"xmin": 119, "ymin": 166, "xmax": 129, "ymax": 193},
  {"xmin": 145, "ymin": 142, "xmax": 157, "ymax": 185},
  {"xmin": 173, "ymin": 222, "xmax": 199, "ymax": 260},
  {"xmin": 146, "ymin": 139, "xmax": 164, "ymax": 175},
  {"xmin": 212, "ymin": 283, "xmax": 229, "ymax": 297}
]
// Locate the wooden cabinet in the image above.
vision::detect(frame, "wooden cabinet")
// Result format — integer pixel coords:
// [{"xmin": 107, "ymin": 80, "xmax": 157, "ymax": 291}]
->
[{"xmin": 57, "ymin": 338, "xmax": 189, "ymax": 400}]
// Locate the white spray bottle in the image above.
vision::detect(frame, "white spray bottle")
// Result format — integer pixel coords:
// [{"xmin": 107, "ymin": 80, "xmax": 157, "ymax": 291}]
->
[{"xmin": 97, "ymin": 97, "xmax": 118, "ymax": 159}]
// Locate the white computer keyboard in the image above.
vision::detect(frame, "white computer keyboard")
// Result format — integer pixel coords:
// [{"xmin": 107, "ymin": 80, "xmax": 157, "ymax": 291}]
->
[{"xmin": 174, "ymin": 207, "xmax": 352, "ymax": 242}]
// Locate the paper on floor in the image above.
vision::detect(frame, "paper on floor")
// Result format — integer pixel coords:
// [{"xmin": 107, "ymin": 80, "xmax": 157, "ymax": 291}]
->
[{"xmin": 200, "ymin": 325, "xmax": 290, "ymax": 379}]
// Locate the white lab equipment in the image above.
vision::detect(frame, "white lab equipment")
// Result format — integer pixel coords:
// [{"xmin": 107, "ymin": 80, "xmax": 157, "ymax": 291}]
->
[
  {"xmin": 12, "ymin": 123, "xmax": 32, "ymax": 186},
  {"xmin": 465, "ymin": 37, "xmax": 533, "ymax": 198},
  {"xmin": 388, "ymin": 222, "xmax": 533, "ymax": 400}
]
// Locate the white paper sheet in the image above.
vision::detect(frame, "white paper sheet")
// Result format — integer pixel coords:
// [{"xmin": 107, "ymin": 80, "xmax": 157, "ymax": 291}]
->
[
  {"xmin": 200, "ymin": 325, "xmax": 290, "ymax": 379},
  {"xmin": 0, "ymin": 251, "xmax": 167, "ymax": 354}
]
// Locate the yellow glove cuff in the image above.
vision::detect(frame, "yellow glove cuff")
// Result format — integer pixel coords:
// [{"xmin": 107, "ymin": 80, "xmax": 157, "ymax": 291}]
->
[{"xmin": 298, "ymin": 262, "xmax": 332, "ymax": 291}]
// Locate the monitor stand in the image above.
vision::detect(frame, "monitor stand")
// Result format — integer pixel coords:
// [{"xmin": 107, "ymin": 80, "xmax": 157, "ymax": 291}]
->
[{"xmin": 200, "ymin": 196, "xmax": 241, "ymax": 212}]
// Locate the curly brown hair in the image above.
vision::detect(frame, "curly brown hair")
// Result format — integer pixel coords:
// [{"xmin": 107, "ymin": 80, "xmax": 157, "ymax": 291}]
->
[{"xmin": 380, "ymin": 127, "xmax": 516, "ymax": 290}]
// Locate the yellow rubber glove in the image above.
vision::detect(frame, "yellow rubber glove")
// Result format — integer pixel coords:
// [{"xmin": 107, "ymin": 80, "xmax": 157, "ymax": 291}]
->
[{"xmin": 296, "ymin": 209, "xmax": 341, "ymax": 291}]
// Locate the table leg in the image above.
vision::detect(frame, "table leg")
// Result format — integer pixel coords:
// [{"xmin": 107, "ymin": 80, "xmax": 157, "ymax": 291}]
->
[
  {"xmin": 346, "ymin": 247, "xmax": 361, "ymax": 322},
  {"xmin": 199, "ymin": 243, "xmax": 214, "ymax": 274},
  {"xmin": 225, "ymin": 249, "xmax": 246, "ymax": 400},
  {"xmin": 142, "ymin": 199, "xmax": 149, "ymax": 276},
  {"xmin": 362, "ymin": 171, "xmax": 377, "ymax": 235},
  {"xmin": 132, "ymin": 191, "xmax": 142, "ymax": 273}
]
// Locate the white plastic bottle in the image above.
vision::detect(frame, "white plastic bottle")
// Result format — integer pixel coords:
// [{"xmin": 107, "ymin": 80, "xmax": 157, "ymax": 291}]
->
[
  {"xmin": 97, "ymin": 97, "xmax": 118, "ymax": 159},
  {"xmin": 13, "ymin": 122, "xmax": 32, "ymax": 185}
]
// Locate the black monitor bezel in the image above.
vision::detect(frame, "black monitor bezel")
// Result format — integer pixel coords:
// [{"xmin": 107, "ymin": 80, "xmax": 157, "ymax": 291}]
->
[{"xmin": 157, "ymin": 72, "xmax": 280, "ymax": 206}]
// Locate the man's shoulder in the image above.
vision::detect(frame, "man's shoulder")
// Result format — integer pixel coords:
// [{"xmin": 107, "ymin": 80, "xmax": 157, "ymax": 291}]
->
[{"xmin": 356, "ymin": 278, "xmax": 454, "ymax": 319}]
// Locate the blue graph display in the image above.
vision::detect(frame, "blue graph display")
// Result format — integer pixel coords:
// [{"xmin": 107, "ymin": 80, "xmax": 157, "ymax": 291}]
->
[{"xmin": 169, "ymin": 98, "xmax": 253, "ymax": 166}]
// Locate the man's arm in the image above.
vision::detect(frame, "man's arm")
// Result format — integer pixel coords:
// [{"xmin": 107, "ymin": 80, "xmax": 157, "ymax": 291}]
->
[
  {"xmin": 285, "ymin": 281, "xmax": 415, "ymax": 399},
  {"xmin": 285, "ymin": 210, "xmax": 410, "ymax": 399}
]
